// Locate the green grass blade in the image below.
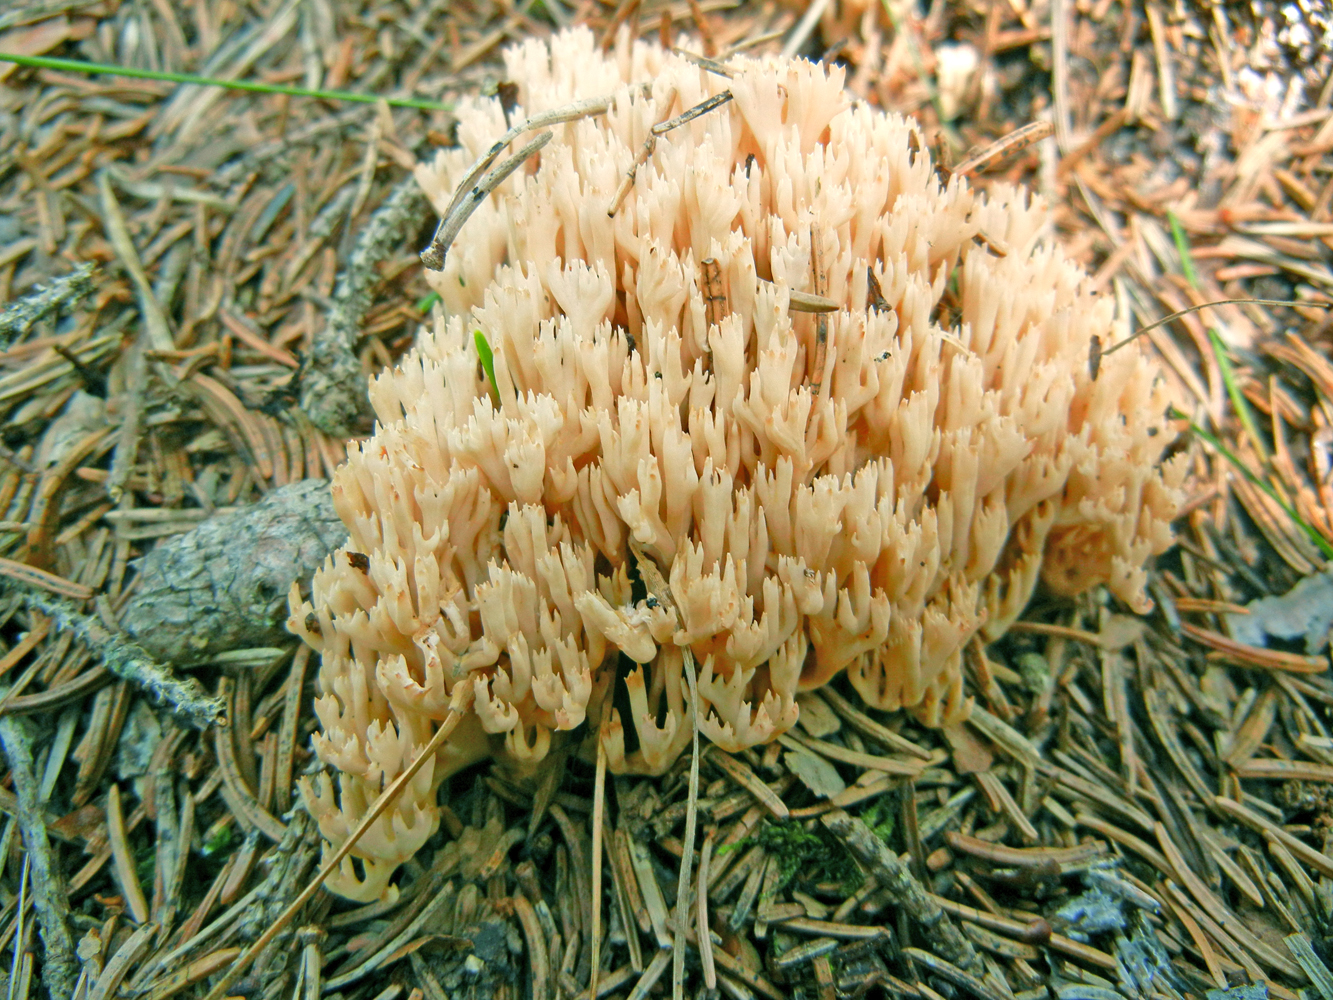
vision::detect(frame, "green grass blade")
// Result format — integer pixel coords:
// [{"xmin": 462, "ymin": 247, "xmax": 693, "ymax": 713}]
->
[
  {"xmin": 1174, "ymin": 407, "xmax": 1333, "ymax": 560},
  {"xmin": 0, "ymin": 51, "xmax": 452, "ymax": 113},
  {"xmin": 1167, "ymin": 209, "xmax": 1198, "ymax": 289},
  {"xmin": 474, "ymin": 329, "xmax": 499, "ymax": 401},
  {"xmin": 416, "ymin": 291, "xmax": 441, "ymax": 314},
  {"xmin": 1208, "ymin": 327, "xmax": 1269, "ymax": 463},
  {"xmin": 878, "ymin": 0, "xmax": 946, "ymax": 125}
]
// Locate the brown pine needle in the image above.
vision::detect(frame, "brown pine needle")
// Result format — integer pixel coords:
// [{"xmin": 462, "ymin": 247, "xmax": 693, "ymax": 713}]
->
[
  {"xmin": 627, "ymin": 540, "xmax": 700, "ymax": 1000},
  {"xmin": 697, "ymin": 830, "xmax": 716, "ymax": 990},
  {"xmin": 589, "ymin": 714, "xmax": 611, "ymax": 999},
  {"xmin": 952, "ymin": 121, "xmax": 1054, "ymax": 177}
]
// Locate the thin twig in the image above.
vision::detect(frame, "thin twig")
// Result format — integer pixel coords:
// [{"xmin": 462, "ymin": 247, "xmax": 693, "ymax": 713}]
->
[
  {"xmin": 0, "ymin": 262, "xmax": 96, "ymax": 348},
  {"xmin": 697, "ymin": 830, "xmax": 716, "ymax": 989},
  {"xmin": 106, "ymin": 330, "xmax": 148, "ymax": 504},
  {"xmin": 0, "ymin": 51, "xmax": 454, "ymax": 112},
  {"xmin": 438, "ymin": 95, "xmax": 623, "ymax": 229},
  {"xmin": 7, "ymin": 855, "xmax": 26, "ymax": 1000},
  {"xmin": 0, "ymin": 559, "xmax": 92, "ymax": 601},
  {"xmin": 98, "ymin": 172, "xmax": 175, "ymax": 354},
  {"xmin": 951, "ymin": 121, "xmax": 1055, "ymax": 177},
  {"xmin": 649, "ymin": 91, "xmax": 732, "ymax": 136},
  {"xmin": 628, "ymin": 541, "xmax": 699, "ymax": 1000},
  {"xmin": 673, "ymin": 652, "xmax": 702, "ymax": 1000},
  {"xmin": 18, "ymin": 591, "xmax": 223, "ymax": 728},
  {"xmin": 420, "ymin": 131, "xmax": 553, "ymax": 270},
  {"xmin": 421, "ymin": 89, "xmax": 656, "ymax": 269},
  {"xmin": 787, "ymin": 289, "xmax": 839, "ymax": 313},
  {"xmin": 1050, "ymin": 0, "xmax": 1072, "ymax": 153},
  {"xmin": 1097, "ymin": 298, "xmax": 1333, "ymax": 364},
  {"xmin": 589, "ymin": 716, "xmax": 610, "ymax": 999},
  {"xmin": 810, "ymin": 226, "xmax": 829, "ymax": 397},
  {"xmin": 608, "ymin": 88, "xmax": 677, "ymax": 217},
  {"xmin": 781, "ymin": 0, "xmax": 831, "ymax": 58},
  {"xmin": 821, "ymin": 809, "xmax": 981, "ymax": 971},
  {"xmin": 0, "ymin": 714, "xmax": 77, "ymax": 999},
  {"xmin": 670, "ymin": 48, "xmax": 733, "ymax": 79}
]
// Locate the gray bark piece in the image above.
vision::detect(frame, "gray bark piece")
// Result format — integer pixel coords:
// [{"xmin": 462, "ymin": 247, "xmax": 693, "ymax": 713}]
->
[
  {"xmin": 298, "ymin": 178, "xmax": 429, "ymax": 436},
  {"xmin": 0, "ymin": 261, "xmax": 96, "ymax": 348},
  {"xmin": 120, "ymin": 479, "xmax": 346, "ymax": 663},
  {"xmin": 1227, "ymin": 568, "xmax": 1333, "ymax": 654},
  {"xmin": 821, "ymin": 808, "xmax": 981, "ymax": 971}
]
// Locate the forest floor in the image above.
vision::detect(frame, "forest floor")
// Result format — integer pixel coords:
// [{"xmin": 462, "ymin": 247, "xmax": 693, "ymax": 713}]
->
[{"xmin": 0, "ymin": 0, "xmax": 1332, "ymax": 998}]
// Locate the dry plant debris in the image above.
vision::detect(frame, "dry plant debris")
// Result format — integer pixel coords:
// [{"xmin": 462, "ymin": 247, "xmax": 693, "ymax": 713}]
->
[{"xmin": 0, "ymin": 1, "xmax": 1327, "ymax": 1000}]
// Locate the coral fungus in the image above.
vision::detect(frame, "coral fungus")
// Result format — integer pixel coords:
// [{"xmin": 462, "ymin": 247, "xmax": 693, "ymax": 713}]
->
[{"xmin": 289, "ymin": 28, "xmax": 1186, "ymax": 901}]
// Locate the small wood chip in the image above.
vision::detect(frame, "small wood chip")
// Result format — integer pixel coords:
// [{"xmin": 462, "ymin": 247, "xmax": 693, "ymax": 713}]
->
[{"xmin": 711, "ymin": 752, "xmax": 789, "ymax": 820}]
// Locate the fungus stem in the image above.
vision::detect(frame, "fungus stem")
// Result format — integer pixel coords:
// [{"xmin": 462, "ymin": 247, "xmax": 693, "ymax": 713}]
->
[{"xmin": 201, "ymin": 684, "xmax": 477, "ymax": 1000}]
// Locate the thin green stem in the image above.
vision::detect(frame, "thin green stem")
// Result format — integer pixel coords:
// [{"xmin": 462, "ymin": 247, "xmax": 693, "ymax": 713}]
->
[
  {"xmin": 1167, "ymin": 209, "xmax": 1198, "ymax": 289},
  {"xmin": 878, "ymin": 0, "xmax": 946, "ymax": 125},
  {"xmin": 1174, "ymin": 407, "xmax": 1333, "ymax": 560},
  {"xmin": 0, "ymin": 52, "xmax": 453, "ymax": 114},
  {"xmin": 1208, "ymin": 327, "xmax": 1269, "ymax": 463}
]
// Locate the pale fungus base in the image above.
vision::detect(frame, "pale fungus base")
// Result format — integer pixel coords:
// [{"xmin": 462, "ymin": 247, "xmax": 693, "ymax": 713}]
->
[{"xmin": 288, "ymin": 28, "xmax": 1187, "ymax": 902}]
